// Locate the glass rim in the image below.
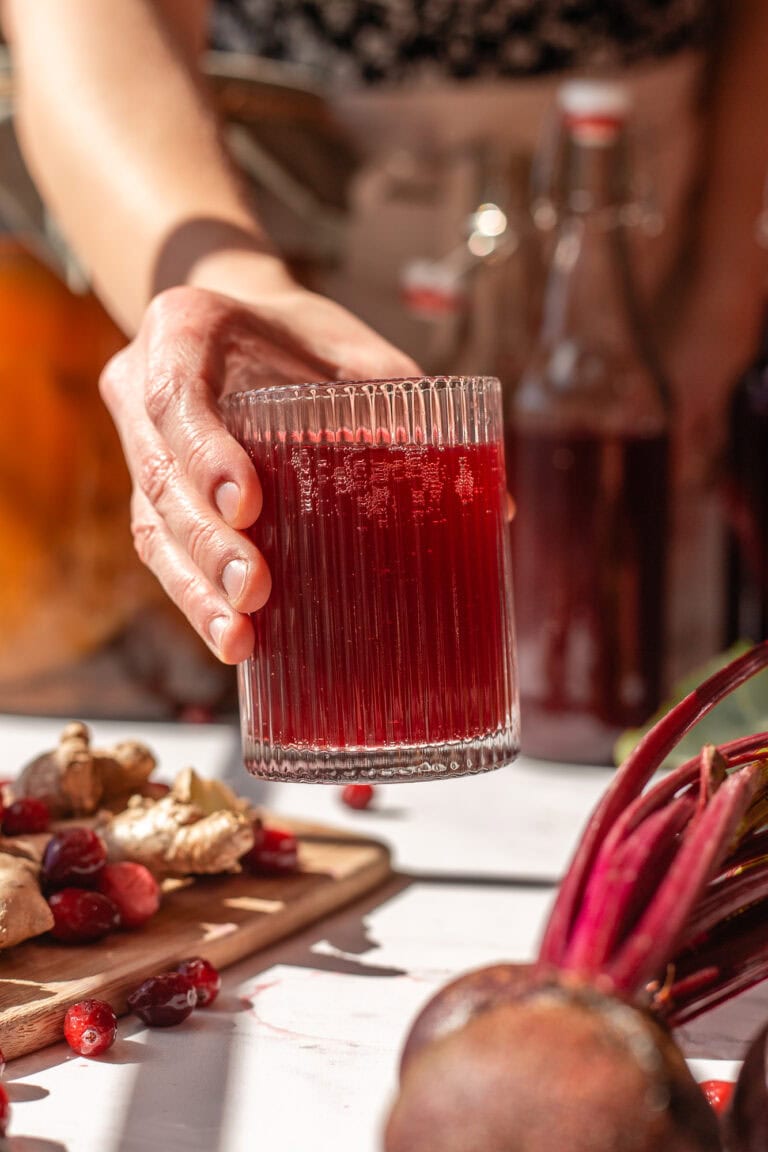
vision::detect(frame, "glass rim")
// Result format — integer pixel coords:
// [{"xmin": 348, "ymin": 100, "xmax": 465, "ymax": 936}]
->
[{"xmin": 221, "ymin": 375, "xmax": 501, "ymax": 409}]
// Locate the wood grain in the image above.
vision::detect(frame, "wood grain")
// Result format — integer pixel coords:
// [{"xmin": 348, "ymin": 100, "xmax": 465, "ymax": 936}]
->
[{"xmin": 0, "ymin": 814, "xmax": 390, "ymax": 1060}]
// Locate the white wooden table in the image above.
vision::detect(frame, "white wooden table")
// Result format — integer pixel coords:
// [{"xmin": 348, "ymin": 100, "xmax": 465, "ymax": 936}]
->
[{"xmin": 0, "ymin": 715, "xmax": 745, "ymax": 1152}]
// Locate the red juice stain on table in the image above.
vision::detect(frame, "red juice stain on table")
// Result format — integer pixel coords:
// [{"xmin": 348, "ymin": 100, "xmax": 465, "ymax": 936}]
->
[{"xmin": 245, "ymin": 439, "xmax": 514, "ymax": 750}]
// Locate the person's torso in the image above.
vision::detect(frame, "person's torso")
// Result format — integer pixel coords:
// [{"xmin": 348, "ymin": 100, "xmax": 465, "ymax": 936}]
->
[{"xmin": 211, "ymin": 0, "xmax": 719, "ymax": 89}]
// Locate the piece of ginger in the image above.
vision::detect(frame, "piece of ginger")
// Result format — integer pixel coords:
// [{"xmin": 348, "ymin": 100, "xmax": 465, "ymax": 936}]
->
[
  {"xmin": 99, "ymin": 792, "xmax": 255, "ymax": 876},
  {"xmin": 0, "ymin": 844, "xmax": 54, "ymax": 949},
  {"xmin": 13, "ymin": 722, "xmax": 156, "ymax": 817},
  {"xmin": 171, "ymin": 766, "xmax": 253, "ymax": 817}
]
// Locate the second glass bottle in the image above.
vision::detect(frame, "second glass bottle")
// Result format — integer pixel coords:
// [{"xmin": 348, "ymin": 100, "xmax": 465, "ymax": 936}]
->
[{"xmin": 506, "ymin": 80, "xmax": 671, "ymax": 765}]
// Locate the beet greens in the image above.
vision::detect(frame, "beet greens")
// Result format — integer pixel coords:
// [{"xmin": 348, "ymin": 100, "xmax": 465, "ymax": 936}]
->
[{"xmin": 537, "ymin": 640, "xmax": 768, "ymax": 1026}]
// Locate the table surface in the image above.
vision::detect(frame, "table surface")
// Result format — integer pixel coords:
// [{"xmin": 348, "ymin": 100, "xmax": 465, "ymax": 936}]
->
[{"xmin": 0, "ymin": 714, "xmax": 754, "ymax": 1152}]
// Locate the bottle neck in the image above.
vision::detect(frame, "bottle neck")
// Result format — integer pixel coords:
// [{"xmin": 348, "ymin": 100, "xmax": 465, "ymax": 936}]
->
[
  {"xmin": 560, "ymin": 123, "xmax": 630, "ymax": 214},
  {"xmin": 540, "ymin": 214, "xmax": 637, "ymax": 349},
  {"xmin": 517, "ymin": 123, "xmax": 670, "ymax": 431}
]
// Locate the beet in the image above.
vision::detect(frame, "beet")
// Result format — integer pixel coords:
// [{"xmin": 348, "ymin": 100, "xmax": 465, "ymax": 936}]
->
[
  {"xmin": 722, "ymin": 1021, "xmax": 768, "ymax": 1152},
  {"xmin": 384, "ymin": 643, "xmax": 768, "ymax": 1151},
  {"xmin": 399, "ymin": 962, "xmax": 538, "ymax": 1075},
  {"xmin": 387, "ymin": 985, "xmax": 721, "ymax": 1152}
]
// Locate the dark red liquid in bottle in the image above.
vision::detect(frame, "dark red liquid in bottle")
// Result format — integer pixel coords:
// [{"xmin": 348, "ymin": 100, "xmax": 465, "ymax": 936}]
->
[
  {"xmin": 245, "ymin": 438, "xmax": 517, "ymax": 751},
  {"xmin": 506, "ymin": 427, "xmax": 669, "ymax": 763},
  {"xmin": 724, "ymin": 322, "xmax": 768, "ymax": 644}
]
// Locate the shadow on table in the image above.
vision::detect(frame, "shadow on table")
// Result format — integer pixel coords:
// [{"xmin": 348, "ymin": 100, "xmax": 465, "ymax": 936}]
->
[
  {"xmin": 109, "ymin": 877, "xmax": 410, "ymax": 1151},
  {"xmin": 8, "ymin": 1139, "xmax": 67, "ymax": 1151},
  {"xmin": 6, "ymin": 868, "xmax": 555, "ymax": 1152}
]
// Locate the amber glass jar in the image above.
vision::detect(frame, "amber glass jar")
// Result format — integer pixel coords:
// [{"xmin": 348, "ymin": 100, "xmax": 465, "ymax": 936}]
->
[{"xmin": 0, "ymin": 239, "xmax": 147, "ymax": 680}]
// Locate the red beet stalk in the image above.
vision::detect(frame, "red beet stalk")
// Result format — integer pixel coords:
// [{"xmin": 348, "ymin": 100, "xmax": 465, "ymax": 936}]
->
[{"xmin": 536, "ymin": 642, "xmax": 768, "ymax": 1024}]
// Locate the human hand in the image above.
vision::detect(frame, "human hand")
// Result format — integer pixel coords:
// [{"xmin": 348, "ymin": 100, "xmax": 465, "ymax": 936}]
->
[{"xmin": 99, "ymin": 283, "xmax": 419, "ymax": 663}]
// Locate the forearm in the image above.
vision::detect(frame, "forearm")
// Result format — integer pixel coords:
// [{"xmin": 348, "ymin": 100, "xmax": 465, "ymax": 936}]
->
[
  {"xmin": 695, "ymin": 1, "xmax": 768, "ymax": 309},
  {"xmin": 2, "ymin": 0, "xmax": 292, "ymax": 333}
]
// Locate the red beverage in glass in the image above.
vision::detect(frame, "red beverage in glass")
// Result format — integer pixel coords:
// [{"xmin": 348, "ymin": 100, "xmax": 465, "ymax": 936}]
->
[
  {"xmin": 506, "ymin": 427, "xmax": 668, "ymax": 764},
  {"xmin": 225, "ymin": 377, "xmax": 520, "ymax": 782},
  {"xmin": 249, "ymin": 439, "xmax": 513, "ymax": 746}
]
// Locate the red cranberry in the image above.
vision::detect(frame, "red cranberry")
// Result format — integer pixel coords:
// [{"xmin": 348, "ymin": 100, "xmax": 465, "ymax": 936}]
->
[
  {"xmin": 341, "ymin": 783, "xmax": 375, "ymax": 810},
  {"xmin": 64, "ymin": 999, "xmax": 118, "ymax": 1056},
  {"xmin": 98, "ymin": 862, "xmax": 160, "ymax": 929},
  {"xmin": 42, "ymin": 827, "xmax": 107, "ymax": 890},
  {"xmin": 0, "ymin": 1081, "xmax": 9, "ymax": 1136},
  {"xmin": 175, "ymin": 957, "xmax": 221, "ymax": 1007},
  {"xmin": 48, "ymin": 888, "xmax": 120, "ymax": 944},
  {"xmin": 241, "ymin": 825, "xmax": 299, "ymax": 875},
  {"xmin": 177, "ymin": 704, "xmax": 215, "ymax": 724},
  {"xmin": 2, "ymin": 797, "xmax": 50, "ymax": 835},
  {"xmin": 127, "ymin": 972, "xmax": 197, "ymax": 1027},
  {"xmin": 700, "ymin": 1079, "xmax": 735, "ymax": 1115}
]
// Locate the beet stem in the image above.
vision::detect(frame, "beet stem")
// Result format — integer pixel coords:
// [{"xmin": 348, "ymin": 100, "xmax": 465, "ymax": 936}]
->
[
  {"xmin": 669, "ymin": 929, "xmax": 768, "ymax": 1026},
  {"xmin": 539, "ymin": 641, "xmax": 768, "ymax": 967},
  {"xmin": 606, "ymin": 764, "xmax": 762, "ymax": 994},
  {"xmin": 687, "ymin": 864, "xmax": 768, "ymax": 941},
  {"xmin": 562, "ymin": 796, "xmax": 696, "ymax": 974}
]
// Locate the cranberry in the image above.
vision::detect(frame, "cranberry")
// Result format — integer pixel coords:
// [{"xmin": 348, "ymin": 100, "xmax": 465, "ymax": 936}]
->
[
  {"xmin": 2, "ymin": 797, "xmax": 50, "ymax": 835},
  {"xmin": 98, "ymin": 862, "xmax": 160, "ymax": 929},
  {"xmin": 177, "ymin": 704, "xmax": 215, "ymax": 724},
  {"xmin": 241, "ymin": 824, "xmax": 299, "ymax": 875},
  {"xmin": 127, "ymin": 972, "xmax": 197, "ymax": 1027},
  {"xmin": 700, "ymin": 1079, "xmax": 735, "ymax": 1114},
  {"xmin": 0, "ymin": 1081, "xmax": 9, "ymax": 1136},
  {"xmin": 64, "ymin": 999, "xmax": 118, "ymax": 1056},
  {"xmin": 42, "ymin": 827, "xmax": 107, "ymax": 890},
  {"xmin": 48, "ymin": 888, "xmax": 120, "ymax": 944},
  {"xmin": 175, "ymin": 957, "xmax": 221, "ymax": 1007},
  {"xmin": 341, "ymin": 783, "xmax": 375, "ymax": 810}
]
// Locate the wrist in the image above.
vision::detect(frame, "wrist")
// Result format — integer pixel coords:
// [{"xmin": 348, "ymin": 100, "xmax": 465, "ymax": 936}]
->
[
  {"xmin": 153, "ymin": 216, "xmax": 297, "ymax": 304},
  {"xmin": 187, "ymin": 246, "xmax": 298, "ymax": 303}
]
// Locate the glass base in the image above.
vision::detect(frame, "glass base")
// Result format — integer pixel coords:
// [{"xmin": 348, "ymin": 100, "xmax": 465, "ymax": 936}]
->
[{"xmin": 241, "ymin": 729, "xmax": 520, "ymax": 783}]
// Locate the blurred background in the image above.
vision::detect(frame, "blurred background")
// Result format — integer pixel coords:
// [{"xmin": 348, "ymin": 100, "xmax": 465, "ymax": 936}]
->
[{"xmin": 0, "ymin": 5, "xmax": 766, "ymax": 758}]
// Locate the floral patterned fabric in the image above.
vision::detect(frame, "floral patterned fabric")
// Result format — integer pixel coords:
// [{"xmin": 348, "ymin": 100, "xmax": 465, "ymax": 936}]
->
[{"xmin": 210, "ymin": 0, "xmax": 718, "ymax": 87}]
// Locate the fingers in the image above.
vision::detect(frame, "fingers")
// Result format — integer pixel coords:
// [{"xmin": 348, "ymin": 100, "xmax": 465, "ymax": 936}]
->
[
  {"xmin": 103, "ymin": 352, "xmax": 270, "ymax": 612},
  {"xmin": 130, "ymin": 489, "xmax": 265, "ymax": 664},
  {"xmin": 99, "ymin": 283, "xmax": 422, "ymax": 663},
  {"xmin": 103, "ymin": 292, "xmax": 264, "ymax": 533},
  {"xmin": 139, "ymin": 452, "xmax": 271, "ymax": 616},
  {"xmin": 248, "ymin": 287, "xmax": 422, "ymax": 382}
]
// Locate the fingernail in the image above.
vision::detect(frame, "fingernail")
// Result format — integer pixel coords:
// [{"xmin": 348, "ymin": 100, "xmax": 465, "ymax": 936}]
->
[
  {"xmin": 209, "ymin": 616, "xmax": 228, "ymax": 652},
  {"xmin": 215, "ymin": 481, "xmax": 241, "ymax": 523},
  {"xmin": 222, "ymin": 558, "xmax": 247, "ymax": 603}
]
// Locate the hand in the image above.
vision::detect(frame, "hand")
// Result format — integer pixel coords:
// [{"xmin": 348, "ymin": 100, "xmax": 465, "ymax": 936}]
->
[{"xmin": 99, "ymin": 283, "xmax": 419, "ymax": 663}]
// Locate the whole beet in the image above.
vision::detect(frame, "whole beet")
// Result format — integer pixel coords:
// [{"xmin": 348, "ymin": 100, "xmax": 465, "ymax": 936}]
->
[
  {"xmin": 385, "ymin": 987, "xmax": 722, "ymax": 1152},
  {"xmin": 386, "ymin": 647, "xmax": 768, "ymax": 1152},
  {"xmin": 399, "ymin": 962, "xmax": 537, "ymax": 1075}
]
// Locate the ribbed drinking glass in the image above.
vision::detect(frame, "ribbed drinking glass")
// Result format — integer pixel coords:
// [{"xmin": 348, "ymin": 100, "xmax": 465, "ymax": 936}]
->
[{"xmin": 222, "ymin": 376, "xmax": 519, "ymax": 782}]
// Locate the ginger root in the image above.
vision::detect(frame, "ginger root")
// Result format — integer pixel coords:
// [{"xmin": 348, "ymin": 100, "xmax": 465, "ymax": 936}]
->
[
  {"xmin": 99, "ymin": 773, "xmax": 255, "ymax": 876},
  {"xmin": 171, "ymin": 766, "xmax": 252, "ymax": 817},
  {"xmin": 0, "ymin": 840, "xmax": 54, "ymax": 948},
  {"xmin": 12, "ymin": 722, "xmax": 156, "ymax": 817}
]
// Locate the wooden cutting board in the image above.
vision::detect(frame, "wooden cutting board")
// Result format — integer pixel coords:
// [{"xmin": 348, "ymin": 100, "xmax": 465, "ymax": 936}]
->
[{"xmin": 0, "ymin": 814, "xmax": 391, "ymax": 1061}]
